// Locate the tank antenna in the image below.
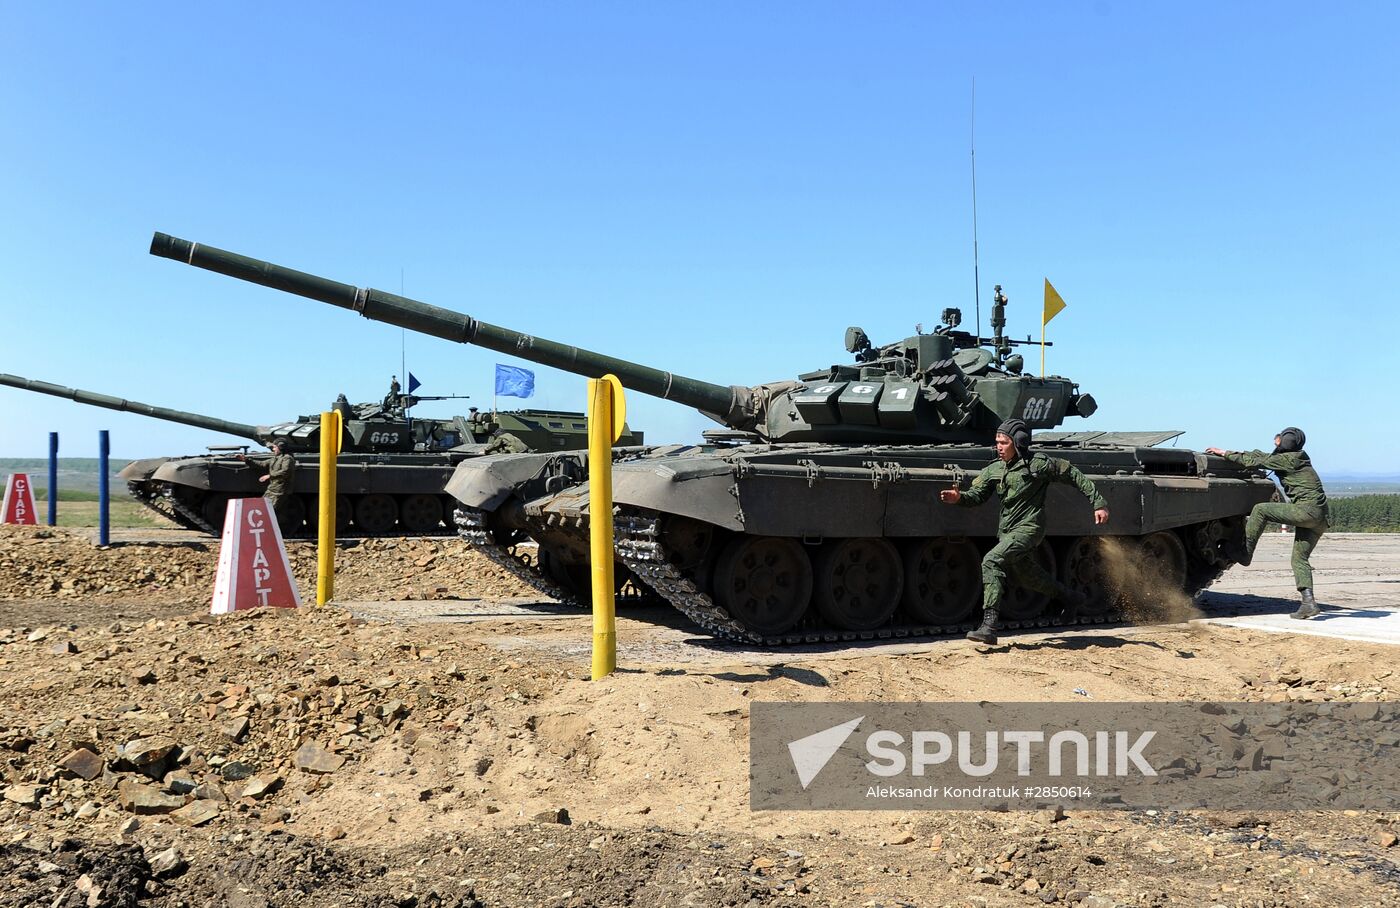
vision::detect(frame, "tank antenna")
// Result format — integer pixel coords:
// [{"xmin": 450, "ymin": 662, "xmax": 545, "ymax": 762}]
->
[{"xmin": 970, "ymin": 78, "xmax": 983, "ymax": 347}]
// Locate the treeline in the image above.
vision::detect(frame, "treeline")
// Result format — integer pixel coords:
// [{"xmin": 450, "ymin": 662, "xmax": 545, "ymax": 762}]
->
[{"xmin": 1328, "ymin": 495, "xmax": 1400, "ymax": 532}]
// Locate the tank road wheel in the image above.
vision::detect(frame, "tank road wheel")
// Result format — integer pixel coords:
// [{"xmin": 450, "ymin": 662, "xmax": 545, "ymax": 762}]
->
[
  {"xmin": 999, "ymin": 540, "xmax": 1057, "ymax": 622},
  {"xmin": 400, "ymin": 494, "xmax": 444, "ymax": 533},
  {"xmin": 304, "ymin": 495, "xmax": 355, "ymax": 535},
  {"xmin": 274, "ymin": 496, "xmax": 306, "ymax": 536},
  {"xmin": 713, "ymin": 536, "xmax": 813, "ymax": 637},
  {"xmin": 354, "ymin": 494, "xmax": 399, "ymax": 535},
  {"xmin": 1124, "ymin": 531, "xmax": 1190, "ymax": 619},
  {"xmin": 810, "ymin": 538, "xmax": 902, "ymax": 631},
  {"xmin": 659, "ymin": 516, "xmax": 715, "ymax": 572},
  {"xmin": 539, "ymin": 547, "xmax": 591, "ymax": 600},
  {"xmin": 1059, "ymin": 537, "xmax": 1115, "ymax": 617},
  {"xmin": 900, "ymin": 538, "xmax": 981, "ymax": 626},
  {"xmin": 201, "ymin": 494, "xmax": 232, "ymax": 532}
]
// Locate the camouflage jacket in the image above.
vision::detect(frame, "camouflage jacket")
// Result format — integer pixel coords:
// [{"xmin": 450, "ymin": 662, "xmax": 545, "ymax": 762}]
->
[
  {"xmin": 249, "ymin": 453, "xmax": 297, "ymax": 499},
  {"xmin": 1224, "ymin": 450, "xmax": 1329, "ymax": 514},
  {"xmin": 958, "ymin": 452, "xmax": 1107, "ymax": 535},
  {"xmin": 483, "ymin": 432, "xmax": 529, "ymax": 455}
]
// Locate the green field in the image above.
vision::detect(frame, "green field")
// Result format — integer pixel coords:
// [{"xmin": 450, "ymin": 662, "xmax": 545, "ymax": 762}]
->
[
  {"xmin": 1, "ymin": 461, "xmax": 165, "ymax": 528},
  {"xmin": 16, "ymin": 488, "xmax": 169, "ymax": 528}
]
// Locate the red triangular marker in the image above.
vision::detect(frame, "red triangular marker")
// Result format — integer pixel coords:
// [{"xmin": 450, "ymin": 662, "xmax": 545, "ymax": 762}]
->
[
  {"xmin": 211, "ymin": 497, "xmax": 301, "ymax": 613},
  {"xmin": 2, "ymin": 474, "xmax": 38, "ymax": 525}
]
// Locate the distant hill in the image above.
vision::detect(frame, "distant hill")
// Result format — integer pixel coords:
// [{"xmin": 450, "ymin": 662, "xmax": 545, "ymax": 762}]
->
[
  {"xmin": 1323, "ymin": 478, "xmax": 1400, "ymax": 498},
  {"xmin": 0, "ymin": 458, "xmax": 130, "ymax": 496}
]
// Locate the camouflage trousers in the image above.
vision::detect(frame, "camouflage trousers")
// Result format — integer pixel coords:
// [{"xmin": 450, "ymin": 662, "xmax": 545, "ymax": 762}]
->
[
  {"xmin": 264, "ymin": 493, "xmax": 295, "ymax": 533},
  {"xmin": 1245, "ymin": 501, "xmax": 1327, "ymax": 591},
  {"xmin": 981, "ymin": 527, "xmax": 1067, "ymax": 611}
]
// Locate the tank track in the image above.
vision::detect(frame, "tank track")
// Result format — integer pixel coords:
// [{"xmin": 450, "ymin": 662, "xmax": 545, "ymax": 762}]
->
[
  {"xmin": 615, "ymin": 512, "xmax": 1126, "ymax": 647},
  {"xmin": 164, "ymin": 490, "xmax": 219, "ymax": 534},
  {"xmin": 453, "ymin": 506, "xmax": 580, "ymax": 606},
  {"xmin": 126, "ymin": 482, "xmax": 212, "ymax": 534}
]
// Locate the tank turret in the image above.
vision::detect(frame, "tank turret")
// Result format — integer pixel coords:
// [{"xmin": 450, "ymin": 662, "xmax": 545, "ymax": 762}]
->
[{"xmin": 151, "ymin": 233, "xmax": 1095, "ymax": 444}]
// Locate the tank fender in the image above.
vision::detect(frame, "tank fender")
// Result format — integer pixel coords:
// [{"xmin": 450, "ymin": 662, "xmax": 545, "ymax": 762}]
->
[
  {"xmin": 445, "ymin": 452, "xmax": 566, "ymax": 511},
  {"xmin": 611, "ymin": 462, "xmax": 744, "ymax": 531},
  {"xmin": 117, "ymin": 457, "xmax": 171, "ymax": 480}
]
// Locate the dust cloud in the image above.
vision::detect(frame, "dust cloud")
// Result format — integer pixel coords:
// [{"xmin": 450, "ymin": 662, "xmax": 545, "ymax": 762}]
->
[{"xmin": 1096, "ymin": 536, "xmax": 1202, "ymax": 625}]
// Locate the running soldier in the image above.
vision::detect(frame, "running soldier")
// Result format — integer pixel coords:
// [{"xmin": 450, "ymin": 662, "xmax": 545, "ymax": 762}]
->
[{"xmin": 940, "ymin": 418, "xmax": 1110, "ymax": 644}]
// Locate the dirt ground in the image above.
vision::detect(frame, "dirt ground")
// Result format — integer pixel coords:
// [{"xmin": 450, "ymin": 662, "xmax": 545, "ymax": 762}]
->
[{"xmin": 1, "ymin": 524, "xmax": 1397, "ymax": 907}]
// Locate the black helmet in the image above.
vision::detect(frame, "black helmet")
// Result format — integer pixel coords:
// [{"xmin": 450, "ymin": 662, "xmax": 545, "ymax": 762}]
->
[
  {"xmin": 996, "ymin": 418, "xmax": 1031, "ymax": 460},
  {"xmin": 1274, "ymin": 427, "xmax": 1306, "ymax": 454}
]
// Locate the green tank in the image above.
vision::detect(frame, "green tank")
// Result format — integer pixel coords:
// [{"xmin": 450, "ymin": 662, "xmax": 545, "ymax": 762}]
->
[
  {"xmin": 1, "ymin": 372, "xmax": 640, "ymax": 537},
  {"xmin": 153, "ymin": 233, "xmax": 1276, "ymax": 642}
]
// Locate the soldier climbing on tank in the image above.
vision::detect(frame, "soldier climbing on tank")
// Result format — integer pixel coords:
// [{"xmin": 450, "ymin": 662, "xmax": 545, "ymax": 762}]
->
[
  {"xmin": 482, "ymin": 423, "xmax": 529, "ymax": 455},
  {"xmin": 1206, "ymin": 427, "xmax": 1329, "ymax": 619},
  {"xmin": 238, "ymin": 439, "xmax": 298, "ymax": 532},
  {"xmin": 940, "ymin": 418, "xmax": 1110, "ymax": 645}
]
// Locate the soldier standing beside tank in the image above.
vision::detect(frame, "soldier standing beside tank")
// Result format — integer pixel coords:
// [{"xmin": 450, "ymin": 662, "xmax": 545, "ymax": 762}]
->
[
  {"xmin": 482, "ymin": 423, "xmax": 529, "ymax": 454},
  {"xmin": 940, "ymin": 419, "xmax": 1110, "ymax": 645},
  {"xmin": 238, "ymin": 440, "xmax": 297, "ymax": 531},
  {"xmin": 1206, "ymin": 427, "xmax": 1329, "ymax": 619}
]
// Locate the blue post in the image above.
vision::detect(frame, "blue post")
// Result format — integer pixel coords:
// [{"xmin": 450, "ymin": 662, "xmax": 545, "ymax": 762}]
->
[
  {"xmin": 47, "ymin": 432, "xmax": 58, "ymax": 527},
  {"xmin": 98, "ymin": 430, "xmax": 110, "ymax": 547}
]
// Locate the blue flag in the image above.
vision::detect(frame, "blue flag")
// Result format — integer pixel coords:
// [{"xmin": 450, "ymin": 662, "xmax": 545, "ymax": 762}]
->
[
  {"xmin": 495, "ymin": 364, "xmax": 535, "ymax": 398},
  {"xmin": 407, "ymin": 373, "xmax": 422, "ymax": 394}
]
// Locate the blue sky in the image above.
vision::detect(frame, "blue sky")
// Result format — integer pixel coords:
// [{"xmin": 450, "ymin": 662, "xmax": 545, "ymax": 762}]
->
[{"xmin": 2, "ymin": 3, "xmax": 1395, "ymax": 473}]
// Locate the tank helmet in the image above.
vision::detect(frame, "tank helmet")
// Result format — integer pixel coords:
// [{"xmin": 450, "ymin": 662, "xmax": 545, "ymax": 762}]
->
[
  {"xmin": 996, "ymin": 418, "xmax": 1031, "ymax": 460},
  {"xmin": 1274, "ymin": 426, "xmax": 1306, "ymax": 454}
]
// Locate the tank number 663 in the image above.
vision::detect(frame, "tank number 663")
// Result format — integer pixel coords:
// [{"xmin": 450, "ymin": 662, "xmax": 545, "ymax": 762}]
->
[
  {"xmin": 369, "ymin": 432, "xmax": 401, "ymax": 444},
  {"xmin": 1022, "ymin": 397, "xmax": 1054, "ymax": 420}
]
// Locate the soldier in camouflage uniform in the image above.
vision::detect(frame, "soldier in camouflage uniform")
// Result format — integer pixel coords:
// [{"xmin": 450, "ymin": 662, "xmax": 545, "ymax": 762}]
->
[
  {"xmin": 1206, "ymin": 427, "xmax": 1329, "ymax": 619},
  {"xmin": 940, "ymin": 418, "xmax": 1111, "ymax": 645},
  {"xmin": 482, "ymin": 424, "xmax": 529, "ymax": 455},
  {"xmin": 238, "ymin": 439, "xmax": 298, "ymax": 531}
]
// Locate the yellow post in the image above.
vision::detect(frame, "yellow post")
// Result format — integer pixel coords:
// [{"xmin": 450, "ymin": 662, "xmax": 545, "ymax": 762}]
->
[
  {"xmin": 587, "ymin": 376, "xmax": 622, "ymax": 680},
  {"xmin": 316, "ymin": 410, "xmax": 341, "ymax": 606}
]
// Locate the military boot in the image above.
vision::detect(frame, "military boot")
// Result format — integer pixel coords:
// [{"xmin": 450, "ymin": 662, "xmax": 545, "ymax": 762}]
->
[
  {"xmin": 1225, "ymin": 537, "xmax": 1253, "ymax": 567},
  {"xmin": 966, "ymin": 609, "xmax": 1000, "ymax": 645},
  {"xmin": 1290, "ymin": 588, "xmax": 1321, "ymax": 620},
  {"xmin": 1058, "ymin": 588, "xmax": 1089, "ymax": 624}
]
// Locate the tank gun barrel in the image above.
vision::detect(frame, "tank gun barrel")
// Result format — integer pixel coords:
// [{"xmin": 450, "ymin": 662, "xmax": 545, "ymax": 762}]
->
[
  {"xmin": 151, "ymin": 233, "xmax": 753, "ymax": 427},
  {"xmin": 0, "ymin": 373, "xmax": 262, "ymax": 441}
]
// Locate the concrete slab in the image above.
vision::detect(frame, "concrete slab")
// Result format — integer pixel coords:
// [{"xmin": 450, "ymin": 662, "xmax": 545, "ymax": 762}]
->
[
  {"xmin": 1194, "ymin": 605, "xmax": 1400, "ymax": 645},
  {"xmin": 1194, "ymin": 531, "xmax": 1400, "ymax": 645}
]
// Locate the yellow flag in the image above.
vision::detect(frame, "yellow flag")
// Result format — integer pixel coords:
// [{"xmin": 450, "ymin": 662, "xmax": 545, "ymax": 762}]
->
[{"xmin": 1043, "ymin": 279, "xmax": 1067, "ymax": 325}]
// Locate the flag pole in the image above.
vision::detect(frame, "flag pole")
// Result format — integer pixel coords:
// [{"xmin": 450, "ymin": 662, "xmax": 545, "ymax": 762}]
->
[{"xmin": 1041, "ymin": 319, "xmax": 1046, "ymax": 377}]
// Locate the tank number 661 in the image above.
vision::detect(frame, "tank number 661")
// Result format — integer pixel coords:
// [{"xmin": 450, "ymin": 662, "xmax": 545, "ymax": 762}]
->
[
  {"xmin": 369, "ymin": 432, "xmax": 400, "ymax": 444},
  {"xmin": 1022, "ymin": 397, "xmax": 1054, "ymax": 420}
]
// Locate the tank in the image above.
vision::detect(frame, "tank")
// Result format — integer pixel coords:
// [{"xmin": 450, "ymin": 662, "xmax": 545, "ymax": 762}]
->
[
  {"xmin": 1, "ymin": 372, "xmax": 641, "ymax": 537},
  {"xmin": 152, "ymin": 232, "xmax": 1276, "ymax": 642}
]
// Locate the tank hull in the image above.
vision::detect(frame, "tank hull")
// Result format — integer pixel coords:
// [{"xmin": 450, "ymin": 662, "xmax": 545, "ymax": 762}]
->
[
  {"xmin": 442, "ymin": 439, "xmax": 1276, "ymax": 644},
  {"xmin": 120, "ymin": 451, "xmax": 477, "ymax": 537}
]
